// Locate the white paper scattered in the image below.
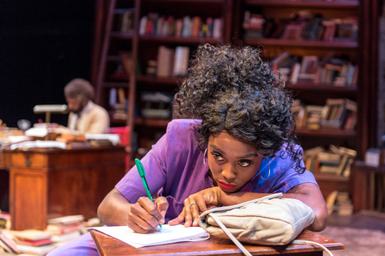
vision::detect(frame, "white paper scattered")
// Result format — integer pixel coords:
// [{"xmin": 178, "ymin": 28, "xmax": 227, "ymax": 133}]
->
[{"xmin": 92, "ymin": 225, "xmax": 209, "ymax": 248}]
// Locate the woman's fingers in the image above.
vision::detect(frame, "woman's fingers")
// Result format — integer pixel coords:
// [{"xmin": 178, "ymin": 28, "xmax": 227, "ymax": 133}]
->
[
  {"xmin": 168, "ymin": 208, "xmax": 185, "ymax": 225},
  {"xmin": 187, "ymin": 198, "xmax": 200, "ymax": 226},
  {"xmin": 155, "ymin": 197, "xmax": 169, "ymax": 224},
  {"xmin": 127, "ymin": 197, "xmax": 164, "ymax": 232},
  {"xmin": 128, "ymin": 204, "xmax": 158, "ymax": 233},
  {"xmin": 138, "ymin": 197, "xmax": 163, "ymax": 222},
  {"xmin": 183, "ymin": 198, "xmax": 193, "ymax": 227}
]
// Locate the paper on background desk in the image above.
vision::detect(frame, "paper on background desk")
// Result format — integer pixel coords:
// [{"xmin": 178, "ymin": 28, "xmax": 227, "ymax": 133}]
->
[{"xmin": 92, "ymin": 225, "xmax": 209, "ymax": 248}]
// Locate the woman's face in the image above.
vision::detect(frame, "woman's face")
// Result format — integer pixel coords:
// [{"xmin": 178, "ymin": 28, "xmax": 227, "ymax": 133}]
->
[{"xmin": 207, "ymin": 131, "xmax": 263, "ymax": 193}]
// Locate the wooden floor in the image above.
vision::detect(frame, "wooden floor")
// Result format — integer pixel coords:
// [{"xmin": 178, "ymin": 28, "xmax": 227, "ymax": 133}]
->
[
  {"xmin": 321, "ymin": 212, "xmax": 385, "ymax": 256},
  {"xmin": 327, "ymin": 211, "xmax": 385, "ymax": 231}
]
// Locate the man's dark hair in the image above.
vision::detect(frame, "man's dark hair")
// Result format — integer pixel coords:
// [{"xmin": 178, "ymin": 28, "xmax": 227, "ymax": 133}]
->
[{"xmin": 64, "ymin": 78, "xmax": 95, "ymax": 100}]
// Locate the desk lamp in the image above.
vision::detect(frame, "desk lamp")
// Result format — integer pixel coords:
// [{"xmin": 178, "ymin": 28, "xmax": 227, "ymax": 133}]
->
[{"xmin": 33, "ymin": 105, "xmax": 68, "ymax": 123}]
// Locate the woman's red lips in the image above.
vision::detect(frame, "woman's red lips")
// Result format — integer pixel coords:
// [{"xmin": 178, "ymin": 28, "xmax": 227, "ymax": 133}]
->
[{"xmin": 218, "ymin": 181, "xmax": 236, "ymax": 190}]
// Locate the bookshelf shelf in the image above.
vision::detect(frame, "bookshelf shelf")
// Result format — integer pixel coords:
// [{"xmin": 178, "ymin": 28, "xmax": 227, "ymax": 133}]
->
[
  {"xmin": 143, "ymin": 0, "xmax": 224, "ymax": 3},
  {"xmin": 110, "ymin": 31, "xmax": 133, "ymax": 40},
  {"xmin": 244, "ymin": 38, "xmax": 358, "ymax": 49},
  {"xmin": 244, "ymin": 0, "xmax": 359, "ymax": 8},
  {"xmin": 287, "ymin": 83, "xmax": 357, "ymax": 93},
  {"xmin": 315, "ymin": 173, "xmax": 349, "ymax": 182},
  {"xmin": 136, "ymin": 75, "xmax": 181, "ymax": 86},
  {"xmin": 295, "ymin": 128, "xmax": 356, "ymax": 138},
  {"xmin": 107, "ymin": 55, "xmax": 121, "ymax": 62},
  {"xmin": 111, "ymin": 118, "xmax": 128, "ymax": 125},
  {"xmin": 353, "ymin": 161, "xmax": 385, "ymax": 173},
  {"xmin": 134, "ymin": 118, "xmax": 169, "ymax": 128},
  {"xmin": 139, "ymin": 35, "xmax": 222, "ymax": 45},
  {"xmin": 103, "ymin": 82, "xmax": 129, "ymax": 88}
]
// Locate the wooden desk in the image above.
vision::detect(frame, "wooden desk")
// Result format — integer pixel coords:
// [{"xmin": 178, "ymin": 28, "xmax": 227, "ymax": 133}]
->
[
  {"xmin": 91, "ymin": 230, "xmax": 343, "ymax": 256},
  {"xmin": 1, "ymin": 146, "xmax": 125, "ymax": 230}
]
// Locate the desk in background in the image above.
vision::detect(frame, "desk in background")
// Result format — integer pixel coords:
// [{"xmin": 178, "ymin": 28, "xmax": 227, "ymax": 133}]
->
[
  {"xmin": 1, "ymin": 146, "xmax": 126, "ymax": 230},
  {"xmin": 91, "ymin": 230, "xmax": 343, "ymax": 256}
]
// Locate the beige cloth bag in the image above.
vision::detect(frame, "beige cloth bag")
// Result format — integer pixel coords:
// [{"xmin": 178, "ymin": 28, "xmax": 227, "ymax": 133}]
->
[{"xmin": 199, "ymin": 193, "xmax": 315, "ymax": 246}]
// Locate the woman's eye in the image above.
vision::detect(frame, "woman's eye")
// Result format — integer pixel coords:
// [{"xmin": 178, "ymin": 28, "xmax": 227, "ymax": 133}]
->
[
  {"xmin": 239, "ymin": 160, "xmax": 252, "ymax": 167},
  {"xmin": 212, "ymin": 152, "xmax": 224, "ymax": 161}
]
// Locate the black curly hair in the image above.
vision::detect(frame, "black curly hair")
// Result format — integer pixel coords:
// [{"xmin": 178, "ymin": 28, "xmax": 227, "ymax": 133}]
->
[{"xmin": 173, "ymin": 44, "xmax": 305, "ymax": 173}]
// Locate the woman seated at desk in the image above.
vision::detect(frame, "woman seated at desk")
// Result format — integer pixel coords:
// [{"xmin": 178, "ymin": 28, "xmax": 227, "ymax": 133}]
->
[{"xmin": 49, "ymin": 44, "xmax": 327, "ymax": 256}]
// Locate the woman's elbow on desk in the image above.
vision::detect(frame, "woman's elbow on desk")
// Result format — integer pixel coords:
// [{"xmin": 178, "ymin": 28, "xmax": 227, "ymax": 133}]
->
[
  {"xmin": 97, "ymin": 188, "xmax": 131, "ymax": 226},
  {"xmin": 285, "ymin": 183, "xmax": 328, "ymax": 232}
]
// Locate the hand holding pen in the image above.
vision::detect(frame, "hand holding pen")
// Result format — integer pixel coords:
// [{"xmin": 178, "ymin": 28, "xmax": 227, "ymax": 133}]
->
[{"xmin": 125, "ymin": 158, "xmax": 168, "ymax": 233}]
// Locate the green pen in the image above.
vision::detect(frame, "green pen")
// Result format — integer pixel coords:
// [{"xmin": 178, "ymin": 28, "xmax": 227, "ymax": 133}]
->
[{"xmin": 134, "ymin": 158, "xmax": 162, "ymax": 229}]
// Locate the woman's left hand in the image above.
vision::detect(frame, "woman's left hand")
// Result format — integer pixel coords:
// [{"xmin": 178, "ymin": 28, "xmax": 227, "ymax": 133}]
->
[{"xmin": 168, "ymin": 187, "xmax": 222, "ymax": 227}]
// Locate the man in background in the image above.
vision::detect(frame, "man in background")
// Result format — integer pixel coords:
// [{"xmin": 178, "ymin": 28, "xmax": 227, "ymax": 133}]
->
[{"xmin": 64, "ymin": 78, "xmax": 109, "ymax": 133}]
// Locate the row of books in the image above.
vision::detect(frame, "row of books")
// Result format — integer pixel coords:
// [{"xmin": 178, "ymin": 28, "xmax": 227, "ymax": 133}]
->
[
  {"xmin": 140, "ymin": 92, "xmax": 173, "ymax": 119},
  {"xmin": 243, "ymin": 11, "xmax": 358, "ymax": 41},
  {"xmin": 139, "ymin": 13, "xmax": 223, "ymax": 39},
  {"xmin": 304, "ymin": 145, "xmax": 357, "ymax": 177},
  {"xmin": 109, "ymin": 52, "xmax": 134, "ymax": 81},
  {"xmin": 114, "ymin": 8, "xmax": 135, "ymax": 33},
  {"xmin": 109, "ymin": 88, "xmax": 129, "ymax": 121},
  {"xmin": 292, "ymin": 98, "xmax": 357, "ymax": 130},
  {"xmin": 145, "ymin": 46, "xmax": 190, "ymax": 78},
  {"xmin": 0, "ymin": 215, "xmax": 89, "ymax": 255},
  {"xmin": 273, "ymin": 52, "xmax": 358, "ymax": 87}
]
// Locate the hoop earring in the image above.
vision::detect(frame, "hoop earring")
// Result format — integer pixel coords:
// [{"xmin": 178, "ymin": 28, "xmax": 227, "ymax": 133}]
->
[
  {"xmin": 259, "ymin": 158, "xmax": 272, "ymax": 180},
  {"xmin": 203, "ymin": 148, "xmax": 208, "ymax": 165}
]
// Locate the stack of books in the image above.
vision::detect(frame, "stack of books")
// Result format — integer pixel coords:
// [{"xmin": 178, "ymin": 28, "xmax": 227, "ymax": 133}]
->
[
  {"xmin": 47, "ymin": 215, "xmax": 84, "ymax": 244},
  {"xmin": 292, "ymin": 99, "xmax": 357, "ymax": 130},
  {"xmin": 272, "ymin": 52, "xmax": 358, "ymax": 87},
  {"xmin": 114, "ymin": 8, "xmax": 135, "ymax": 33},
  {"xmin": 243, "ymin": 10, "xmax": 358, "ymax": 42},
  {"xmin": 304, "ymin": 145, "xmax": 357, "ymax": 177},
  {"xmin": 0, "ymin": 212, "xmax": 10, "ymax": 230},
  {"xmin": 139, "ymin": 13, "xmax": 222, "ymax": 39},
  {"xmin": 146, "ymin": 46, "xmax": 190, "ymax": 78},
  {"xmin": 326, "ymin": 191, "xmax": 353, "ymax": 216}
]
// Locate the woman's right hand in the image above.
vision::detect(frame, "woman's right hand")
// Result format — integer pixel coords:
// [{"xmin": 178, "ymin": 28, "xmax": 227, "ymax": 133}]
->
[{"xmin": 127, "ymin": 196, "xmax": 168, "ymax": 233}]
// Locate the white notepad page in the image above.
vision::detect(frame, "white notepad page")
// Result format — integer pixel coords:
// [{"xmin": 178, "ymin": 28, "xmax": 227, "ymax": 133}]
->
[{"xmin": 93, "ymin": 225, "xmax": 209, "ymax": 248}]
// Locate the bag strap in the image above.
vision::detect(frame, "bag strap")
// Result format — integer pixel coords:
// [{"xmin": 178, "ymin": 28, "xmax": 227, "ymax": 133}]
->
[
  {"xmin": 208, "ymin": 212, "xmax": 253, "ymax": 256},
  {"xmin": 200, "ymin": 193, "xmax": 283, "ymax": 217},
  {"xmin": 203, "ymin": 193, "xmax": 335, "ymax": 256},
  {"xmin": 209, "ymin": 213, "xmax": 335, "ymax": 256},
  {"xmin": 292, "ymin": 240, "xmax": 334, "ymax": 256}
]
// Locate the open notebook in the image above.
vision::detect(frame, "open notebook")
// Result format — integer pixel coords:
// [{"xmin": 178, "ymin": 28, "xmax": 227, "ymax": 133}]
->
[{"xmin": 92, "ymin": 225, "xmax": 209, "ymax": 248}]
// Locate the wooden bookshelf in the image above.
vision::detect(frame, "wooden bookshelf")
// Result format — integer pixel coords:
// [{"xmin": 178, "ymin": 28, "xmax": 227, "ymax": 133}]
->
[
  {"xmin": 236, "ymin": 0, "xmax": 371, "ymax": 199},
  {"xmin": 92, "ymin": 0, "xmax": 377, "ymax": 190},
  {"xmin": 110, "ymin": 31, "xmax": 134, "ymax": 39},
  {"xmin": 245, "ymin": 38, "xmax": 358, "ymax": 49},
  {"xmin": 134, "ymin": 118, "xmax": 169, "ymax": 128},
  {"xmin": 287, "ymin": 82, "xmax": 357, "ymax": 93},
  {"xmin": 139, "ymin": 35, "xmax": 222, "ymax": 45},
  {"xmin": 244, "ymin": 0, "xmax": 359, "ymax": 8},
  {"xmin": 136, "ymin": 75, "xmax": 181, "ymax": 86},
  {"xmin": 103, "ymin": 82, "xmax": 129, "ymax": 88},
  {"xmin": 295, "ymin": 128, "xmax": 356, "ymax": 138}
]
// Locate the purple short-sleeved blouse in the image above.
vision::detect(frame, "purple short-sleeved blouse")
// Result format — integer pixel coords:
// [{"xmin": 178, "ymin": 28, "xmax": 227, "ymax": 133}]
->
[{"xmin": 115, "ymin": 119, "xmax": 317, "ymax": 220}]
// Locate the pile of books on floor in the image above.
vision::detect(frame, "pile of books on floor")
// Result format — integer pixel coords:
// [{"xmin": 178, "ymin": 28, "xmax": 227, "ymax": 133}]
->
[
  {"xmin": 326, "ymin": 191, "xmax": 353, "ymax": 216},
  {"xmin": 0, "ymin": 215, "xmax": 100, "ymax": 255},
  {"xmin": 0, "ymin": 212, "xmax": 10, "ymax": 230}
]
